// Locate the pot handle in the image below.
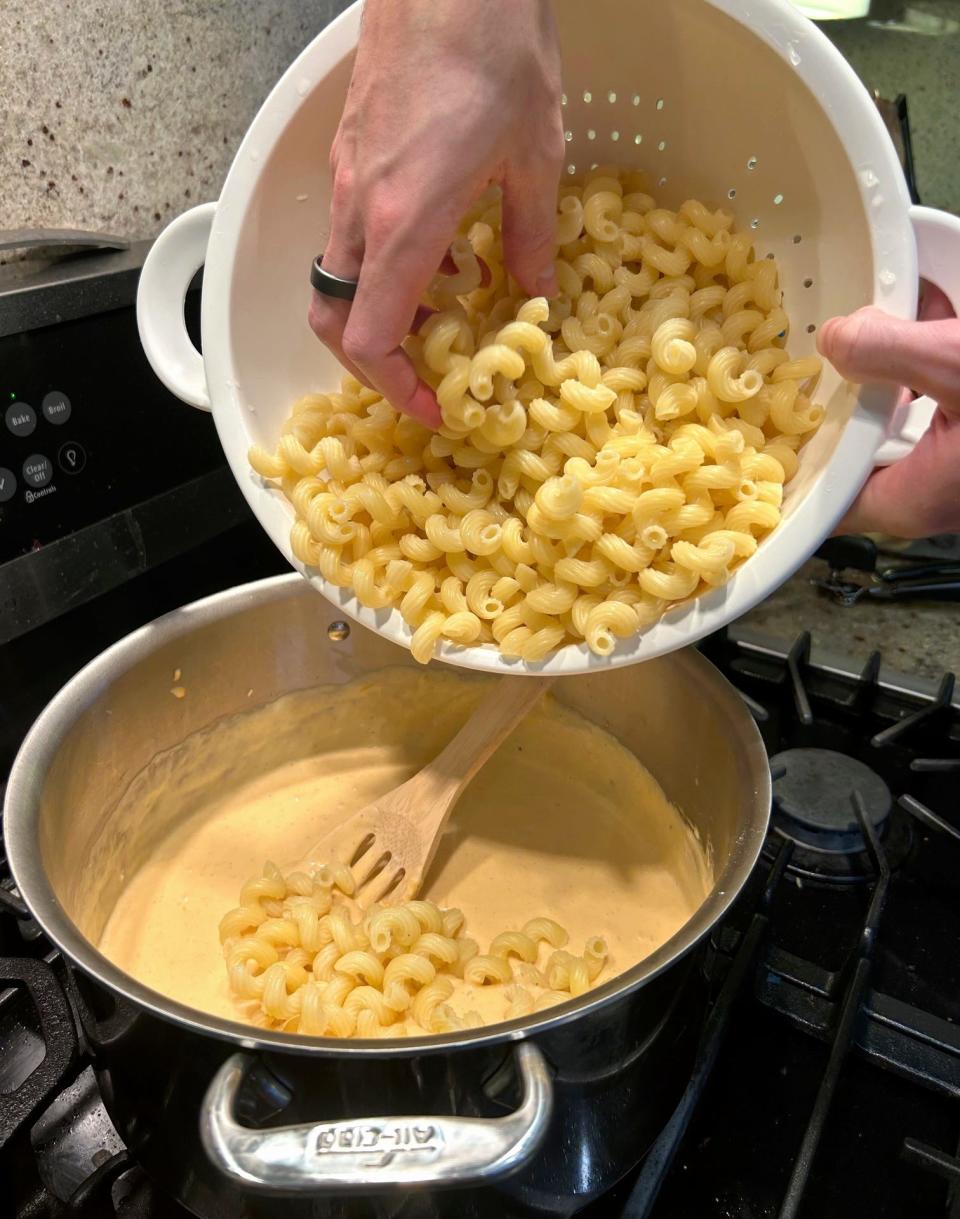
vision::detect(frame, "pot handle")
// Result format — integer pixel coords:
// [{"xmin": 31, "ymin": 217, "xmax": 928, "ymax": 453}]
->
[
  {"xmin": 874, "ymin": 205, "xmax": 960, "ymax": 466},
  {"xmin": 200, "ymin": 1042, "xmax": 552, "ymax": 1192},
  {"xmin": 136, "ymin": 202, "xmax": 216, "ymax": 411}
]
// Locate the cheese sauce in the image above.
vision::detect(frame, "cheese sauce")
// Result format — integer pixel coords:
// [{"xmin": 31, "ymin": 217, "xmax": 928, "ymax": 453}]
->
[{"xmin": 100, "ymin": 669, "xmax": 712, "ymax": 1031}]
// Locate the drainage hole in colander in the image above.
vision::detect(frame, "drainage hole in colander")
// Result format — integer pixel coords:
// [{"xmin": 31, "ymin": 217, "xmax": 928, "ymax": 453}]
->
[
  {"xmin": 747, "ymin": 156, "xmax": 758, "ymax": 170},
  {"xmin": 583, "ymin": 90, "xmax": 592, "ymax": 103},
  {"xmin": 561, "ymin": 93, "xmax": 568, "ymax": 106},
  {"xmin": 656, "ymin": 98, "xmax": 665, "ymax": 110},
  {"xmin": 587, "ymin": 129, "xmax": 596, "ymax": 140},
  {"xmin": 750, "ymin": 218, "xmax": 761, "ymax": 229},
  {"xmin": 608, "ymin": 91, "xmax": 617, "ymax": 103},
  {"xmin": 804, "ymin": 277, "xmax": 813, "ymax": 288},
  {"xmin": 728, "ymin": 188, "xmax": 737, "ymax": 199},
  {"xmin": 564, "ymin": 130, "xmax": 573, "ymax": 142},
  {"xmin": 632, "ymin": 94, "xmax": 641, "ymax": 106},
  {"xmin": 611, "ymin": 130, "xmax": 620, "ymax": 141},
  {"xmin": 634, "ymin": 133, "xmax": 643, "ymax": 145},
  {"xmin": 773, "ymin": 193, "xmax": 784, "ymax": 205},
  {"xmin": 658, "ymin": 176, "xmax": 668, "ymax": 187},
  {"xmin": 658, "ymin": 140, "xmax": 667, "ymax": 152},
  {"xmin": 806, "ymin": 323, "xmax": 816, "ymax": 333},
  {"xmin": 793, "ymin": 234, "xmax": 803, "ymax": 244}
]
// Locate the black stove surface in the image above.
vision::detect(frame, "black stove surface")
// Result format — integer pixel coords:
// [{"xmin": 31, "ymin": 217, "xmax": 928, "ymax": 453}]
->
[
  {"xmin": 2, "ymin": 601, "xmax": 959, "ymax": 1218},
  {"xmin": 594, "ymin": 630, "xmax": 960, "ymax": 1219}
]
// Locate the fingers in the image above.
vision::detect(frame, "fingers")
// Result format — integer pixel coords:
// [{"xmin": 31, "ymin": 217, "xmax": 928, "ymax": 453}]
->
[
  {"xmin": 338, "ymin": 208, "xmax": 454, "ymax": 429},
  {"xmin": 838, "ymin": 411, "xmax": 960, "ymax": 537},
  {"xmin": 818, "ymin": 307, "xmax": 960, "ymax": 413},
  {"xmin": 311, "ymin": 247, "xmax": 483, "ymax": 394},
  {"xmin": 501, "ymin": 164, "xmax": 562, "ymax": 298},
  {"xmin": 308, "ymin": 183, "xmax": 444, "ymax": 424},
  {"xmin": 822, "ymin": 304, "xmax": 960, "ymax": 535},
  {"xmin": 310, "ymin": 198, "xmax": 501, "ymax": 427},
  {"xmin": 308, "ymin": 293, "xmax": 375, "ymax": 391},
  {"xmin": 307, "ymin": 193, "xmax": 376, "ymax": 389}
]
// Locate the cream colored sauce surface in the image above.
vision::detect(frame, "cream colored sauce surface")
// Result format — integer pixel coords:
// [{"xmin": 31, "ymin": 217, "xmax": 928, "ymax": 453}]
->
[{"xmin": 100, "ymin": 669, "xmax": 712, "ymax": 1032}]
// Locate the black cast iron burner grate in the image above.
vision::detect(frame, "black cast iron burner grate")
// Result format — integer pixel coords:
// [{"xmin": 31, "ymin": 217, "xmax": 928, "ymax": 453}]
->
[{"xmin": 617, "ymin": 797, "xmax": 960, "ymax": 1218}]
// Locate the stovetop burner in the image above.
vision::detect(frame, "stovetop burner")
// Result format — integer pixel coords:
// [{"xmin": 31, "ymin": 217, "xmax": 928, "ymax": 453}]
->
[
  {"xmin": 768, "ymin": 748, "xmax": 913, "ymax": 884},
  {"xmin": 772, "ymin": 748, "xmax": 892, "ymax": 852}
]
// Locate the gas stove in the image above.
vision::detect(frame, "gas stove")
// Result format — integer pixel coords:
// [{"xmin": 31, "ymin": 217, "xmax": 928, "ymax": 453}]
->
[{"xmin": 3, "ymin": 624, "xmax": 958, "ymax": 1219}]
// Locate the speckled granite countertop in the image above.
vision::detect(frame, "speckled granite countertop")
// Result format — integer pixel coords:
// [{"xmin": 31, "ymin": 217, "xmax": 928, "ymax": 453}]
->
[
  {"xmin": 1, "ymin": 0, "xmax": 957, "ymax": 676},
  {"xmin": 0, "ymin": 0, "xmax": 347, "ymax": 254},
  {"xmin": 741, "ymin": 559, "xmax": 960, "ymax": 681}
]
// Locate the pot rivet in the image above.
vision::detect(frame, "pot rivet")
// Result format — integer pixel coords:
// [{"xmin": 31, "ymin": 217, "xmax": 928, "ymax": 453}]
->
[{"xmin": 327, "ymin": 621, "xmax": 351, "ymax": 642}]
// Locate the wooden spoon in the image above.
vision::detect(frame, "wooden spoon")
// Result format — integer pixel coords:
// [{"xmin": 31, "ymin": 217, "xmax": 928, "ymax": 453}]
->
[{"xmin": 295, "ymin": 675, "xmax": 553, "ymax": 906}]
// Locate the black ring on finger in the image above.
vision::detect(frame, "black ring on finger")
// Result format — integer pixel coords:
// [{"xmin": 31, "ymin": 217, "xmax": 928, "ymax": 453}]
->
[{"xmin": 310, "ymin": 254, "xmax": 359, "ymax": 301}]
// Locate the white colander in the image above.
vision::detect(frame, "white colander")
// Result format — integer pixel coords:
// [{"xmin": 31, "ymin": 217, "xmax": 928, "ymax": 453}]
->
[{"xmin": 137, "ymin": 0, "xmax": 960, "ymax": 675}]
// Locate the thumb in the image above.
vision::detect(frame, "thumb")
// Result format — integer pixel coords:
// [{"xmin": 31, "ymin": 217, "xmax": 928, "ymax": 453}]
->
[
  {"xmin": 818, "ymin": 307, "xmax": 960, "ymax": 413},
  {"xmin": 501, "ymin": 169, "xmax": 560, "ymax": 299}
]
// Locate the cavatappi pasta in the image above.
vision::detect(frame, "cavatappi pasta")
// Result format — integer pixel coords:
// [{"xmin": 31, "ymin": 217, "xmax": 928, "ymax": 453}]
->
[
  {"xmin": 220, "ymin": 862, "xmax": 608, "ymax": 1037},
  {"xmin": 250, "ymin": 168, "xmax": 825, "ymax": 662}
]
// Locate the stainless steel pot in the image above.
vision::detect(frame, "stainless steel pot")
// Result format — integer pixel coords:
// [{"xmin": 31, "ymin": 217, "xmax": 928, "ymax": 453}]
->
[{"xmin": 4, "ymin": 574, "xmax": 770, "ymax": 1216}]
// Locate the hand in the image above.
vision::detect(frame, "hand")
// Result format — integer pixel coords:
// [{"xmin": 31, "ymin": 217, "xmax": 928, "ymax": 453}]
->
[
  {"xmin": 309, "ymin": 0, "xmax": 565, "ymax": 428},
  {"xmin": 818, "ymin": 283, "xmax": 960, "ymax": 537}
]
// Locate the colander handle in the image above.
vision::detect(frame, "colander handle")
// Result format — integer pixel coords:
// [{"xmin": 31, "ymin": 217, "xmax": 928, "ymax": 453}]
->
[
  {"xmin": 875, "ymin": 205, "xmax": 960, "ymax": 466},
  {"xmin": 912, "ymin": 205, "xmax": 960, "ymax": 313},
  {"xmin": 136, "ymin": 202, "xmax": 216, "ymax": 411}
]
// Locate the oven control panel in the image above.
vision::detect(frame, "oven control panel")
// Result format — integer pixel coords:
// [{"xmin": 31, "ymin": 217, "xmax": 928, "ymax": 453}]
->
[
  {"xmin": 2, "ymin": 391, "xmax": 82, "ymax": 504},
  {"xmin": 0, "ymin": 292, "xmax": 227, "ymax": 563}
]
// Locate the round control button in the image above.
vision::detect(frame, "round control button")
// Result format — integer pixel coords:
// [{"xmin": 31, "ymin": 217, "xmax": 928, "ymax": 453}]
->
[
  {"xmin": 6, "ymin": 402, "xmax": 37, "ymax": 437},
  {"xmin": 22, "ymin": 454, "xmax": 53, "ymax": 489},
  {"xmin": 0, "ymin": 467, "xmax": 16, "ymax": 503},
  {"xmin": 57, "ymin": 440, "xmax": 86, "ymax": 474},
  {"xmin": 42, "ymin": 390, "xmax": 72, "ymax": 425}
]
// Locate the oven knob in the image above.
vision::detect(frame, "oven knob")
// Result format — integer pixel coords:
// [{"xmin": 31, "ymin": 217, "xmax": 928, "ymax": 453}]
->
[
  {"xmin": 5, "ymin": 401, "xmax": 37, "ymax": 437},
  {"xmin": 22, "ymin": 454, "xmax": 53, "ymax": 488},
  {"xmin": 0, "ymin": 467, "xmax": 16, "ymax": 502},
  {"xmin": 57, "ymin": 441, "xmax": 86, "ymax": 474},
  {"xmin": 42, "ymin": 391, "xmax": 72, "ymax": 425}
]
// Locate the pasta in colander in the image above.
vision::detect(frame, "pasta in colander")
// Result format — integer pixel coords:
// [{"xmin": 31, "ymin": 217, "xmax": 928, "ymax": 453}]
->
[{"xmin": 251, "ymin": 167, "xmax": 825, "ymax": 663}]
